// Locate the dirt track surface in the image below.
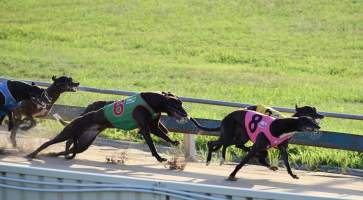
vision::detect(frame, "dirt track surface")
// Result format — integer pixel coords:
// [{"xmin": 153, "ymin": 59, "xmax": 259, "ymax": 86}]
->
[{"xmin": 0, "ymin": 131, "xmax": 362, "ymax": 200}]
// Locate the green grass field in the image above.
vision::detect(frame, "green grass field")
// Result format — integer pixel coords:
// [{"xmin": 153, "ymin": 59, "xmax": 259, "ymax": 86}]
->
[{"xmin": 1, "ymin": 0, "xmax": 362, "ymax": 169}]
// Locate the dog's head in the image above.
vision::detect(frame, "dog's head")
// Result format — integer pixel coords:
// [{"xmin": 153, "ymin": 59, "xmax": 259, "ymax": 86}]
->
[
  {"xmin": 52, "ymin": 76, "xmax": 79, "ymax": 92},
  {"xmin": 296, "ymin": 116, "xmax": 321, "ymax": 132},
  {"xmin": 161, "ymin": 92, "xmax": 188, "ymax": 122},
  {"xmin": 293, "ymin": 105, "xmax": 324, "ymax": 124}
]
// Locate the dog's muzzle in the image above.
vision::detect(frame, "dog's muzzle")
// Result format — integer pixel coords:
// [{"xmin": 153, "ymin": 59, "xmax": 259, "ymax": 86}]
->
[
  {"xmin": 67, "ymin": 82, "xmax": 80, "ymax": 92},
  {"xmin": 314, "ymin": 118, "xmax": 322, "ymax": 125},
  {"xmin": 167, "ymin": 106, "xmax": 187, "ymax": 118},
  {"xmin": 305, "ymin": 125, "xmax": 320, "ymax": 132}
]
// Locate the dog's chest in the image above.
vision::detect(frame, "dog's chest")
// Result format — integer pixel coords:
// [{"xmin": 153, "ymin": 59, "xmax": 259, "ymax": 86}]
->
[
  {"xmin": 32, "ymin": 105, "xmax": 52, "ymax": 117},
  {"xmin": 244, "ymin": 111, "xmax": 291, "ymax": 147}
]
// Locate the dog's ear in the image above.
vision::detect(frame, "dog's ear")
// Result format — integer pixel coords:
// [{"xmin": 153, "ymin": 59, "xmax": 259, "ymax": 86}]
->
[
  {"xmin": 52, "ymin": 76, "xmax": 57, "ymax": 82},
  {"xmin": 31, "ymin": 82, "xmax": 36, "ymax": 86},
  {"xmin": 295, "ymin": 104, "xmax": 299, "ymax": 110},
  {"xmin": 167, "ymin": 92, "xmax": 176, "ymax": 97}
]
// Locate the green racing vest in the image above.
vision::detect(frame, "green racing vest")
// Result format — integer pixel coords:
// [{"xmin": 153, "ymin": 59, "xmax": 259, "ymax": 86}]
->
[{"xmin": 103, "ymin": 94, "xmax": 158, "ymax": 130}]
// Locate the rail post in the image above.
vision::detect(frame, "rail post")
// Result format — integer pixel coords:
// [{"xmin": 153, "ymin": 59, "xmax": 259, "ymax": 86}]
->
[{"xmin": 184, "ymin": 134, "xmax": 197, "ymax": 161}]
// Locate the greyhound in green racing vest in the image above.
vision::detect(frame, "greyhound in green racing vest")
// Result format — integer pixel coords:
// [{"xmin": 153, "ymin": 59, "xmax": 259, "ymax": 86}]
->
[{"xmin": 27, "ymin": 92, "xmax": 188, "ymax": 162}]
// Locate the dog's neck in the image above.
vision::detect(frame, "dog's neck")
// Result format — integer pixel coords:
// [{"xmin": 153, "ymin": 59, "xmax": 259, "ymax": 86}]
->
[
  {"xmin": 45, "ymin": 83, "xmax": 65, "ymax": 103},
  {"xmin": 270, "ymin": 118, "xmax": 299, "ymax": 137},
  {"xmin": 140, "ymin": 92, "xmax": 167, "ymax": 114}
]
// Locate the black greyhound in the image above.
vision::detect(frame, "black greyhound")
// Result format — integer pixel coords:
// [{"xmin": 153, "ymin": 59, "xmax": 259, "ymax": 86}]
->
[
  {"xmin": 192, "ymin": 105, "xmax": 324, "ymax": 166},
  {"xmin": 10, "ymin": 76, "xmax": 79, "ymax": 147},
  {"xmin": 0, "ymin": 79, "xmax": 50, "ymax": 132},
  {"xmin": 191, "ymin": 106, "xmax": 322, "ymax": 180},
  {"xmin": 27, "ymin": 92, "xmax": 188, "ymax": 162}
]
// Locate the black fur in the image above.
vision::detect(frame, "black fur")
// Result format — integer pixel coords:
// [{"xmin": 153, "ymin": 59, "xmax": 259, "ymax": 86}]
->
[
  {"xmin": 0, "ymin": 80, "xmax": 50, "ymax": 131},
  {"xmin": 9, "ymin": 76, "xmax": 79, "ymax": 147},
  {"xmin": 191, "ymin": 106, "xmax": 323, "ymax": 180},
  {"xmin": 27, "ymin": 92, "xmax": 188, "ymax": 162}
]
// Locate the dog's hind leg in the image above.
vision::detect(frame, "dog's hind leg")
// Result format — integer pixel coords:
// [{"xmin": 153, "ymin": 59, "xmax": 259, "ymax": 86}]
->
[
  {"xmin": 206, "ymin": 140, "xmax": 222, "ymax": 165},
  {"xmin": 220, "ymin": 145, "xmax": 229, "ymax": 165},
  {"xmin": 47, "ymin": 138, "xmax": 75, "ymax": 158},
  {"xmin": 27, "ymin": 135, "xmax": 67, "ymax": 158},
  {"xmin": 26, "ymin": 130, "xmax": 72, "ymax": 159},
  {"xmin": 257, "ymin": 150, "xmax": 278, "ymax": 171},
  {"xmin": 219, "ymin": 118, "xmax": 241, "ymax": 165},
  {"xmin": 26, "ymin": 114, "xmax": 94, "ymax": 159},
  {"xmin": 60, "ymin": 125, "xmax": 106, "ymax": 160},
  {"xmin": 228, "ymin": 133, "xmax": 268, "ymax": 181},
  {"xmin": 65, "ymin": 139, "xmax": 78, "ymax": 160}
]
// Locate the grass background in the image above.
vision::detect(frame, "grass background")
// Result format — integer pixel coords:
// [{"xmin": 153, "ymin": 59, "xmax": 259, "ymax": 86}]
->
[{"xmin": 1, "ymin": 0, "xmax": 362, "ymax": 169}]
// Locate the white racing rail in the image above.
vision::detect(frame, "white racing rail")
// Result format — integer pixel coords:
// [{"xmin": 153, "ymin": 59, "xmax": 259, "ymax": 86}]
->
[
  {"xmin": 1, "ymin": 77, "xmax": 362, "ymax": 120},
  {"xmin": 0, "ymin": 162, "xmax": 343, "ymax": 200}
]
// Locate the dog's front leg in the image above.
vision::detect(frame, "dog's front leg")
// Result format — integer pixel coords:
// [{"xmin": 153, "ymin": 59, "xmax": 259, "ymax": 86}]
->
[
  {"xmin": 7, "ymin": 110, "xmax": 13, "ymax": 131},
  {"xmin": 10, "ymin": 123, "xmax": 19, "ymax": 147},
  {"xmin": 9, "ymin": 112, "xmax": 22, "ymax": 147},
  {"xmin": 257, "ymin": 150, "xmax": 278, "ymax": 171},
  {"xmin": 134, "ymin": 107, "xmax": 166, "ymax": 162},
  {"xmin": 0, "ymin": 115, "xmax": 5, "ymax": 125},
  {"xmin": 150, "ymin": 120, "xmax": 179, "ymax": 146},
  {"xmin": 278, "ymin": 142, "xmax": 298, "ymax": 179},
  {"xmin": 139, "ymin": 126, "xmax": 167, "ymax": 162}
]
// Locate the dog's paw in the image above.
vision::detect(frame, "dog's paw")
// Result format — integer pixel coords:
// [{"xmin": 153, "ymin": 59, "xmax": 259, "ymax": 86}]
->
[
  {"xmin": 269, "ymin": 166, "xmax": 278, "ymax": 171},
  {"xmin": 157, "ymin": 157, "xmax": 167, "ymax": 162},
  {"xmin": 65, "ymin": 154, "xmax": 76, "ymax": 160},
  {"xmin": 19, "ymin": 126, "xmax": 32, "ymax": 131},
  {"xmin": 11, "ymin": 142, "xmax": 17, "ymax": 148},
  {"xmin": 291, "ymin": 174, "xmax": 299, "ymax": 179},
  {"xmin": 206, "ymin": 161, "xmax": 210, "ymax": 166},
  {"xmin": 219, "ymin": 159, "xmax": 225, "ymax": 166},
  {"xmin": 227, "ymin": 176, "xmax": 238, "ymax": 181},
  {"xmin": 26, "ymin": 153, "xmax": 36, "ymax": 160},
  {"xmin": 46, "ymin": 152, "xmax": 58, "ymax": 157}
]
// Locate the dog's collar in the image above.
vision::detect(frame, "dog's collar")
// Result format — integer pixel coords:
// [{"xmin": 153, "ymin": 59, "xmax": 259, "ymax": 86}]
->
[
  {"xmin": 42, "ymin": 90, "xmax": 52, "ymax": 102},
  {"xmin": 31, "ymin": 90, "xmax": 52, "ymax": 109}
]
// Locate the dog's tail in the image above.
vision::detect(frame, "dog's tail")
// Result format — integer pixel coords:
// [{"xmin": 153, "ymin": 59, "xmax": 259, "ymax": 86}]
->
[
  {"xmin": 189, "ymin": 117, "xmax": 220, "ymax": 131},
  {"xmin": 52, "ymin": 113, "xmax": 70, "ymax": 126}
]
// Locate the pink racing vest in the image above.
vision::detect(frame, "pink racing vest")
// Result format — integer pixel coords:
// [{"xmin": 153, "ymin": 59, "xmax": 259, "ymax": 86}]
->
[{"xmin": 245, "ymin": 111, "xmax": 291, "ymax": 148}]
